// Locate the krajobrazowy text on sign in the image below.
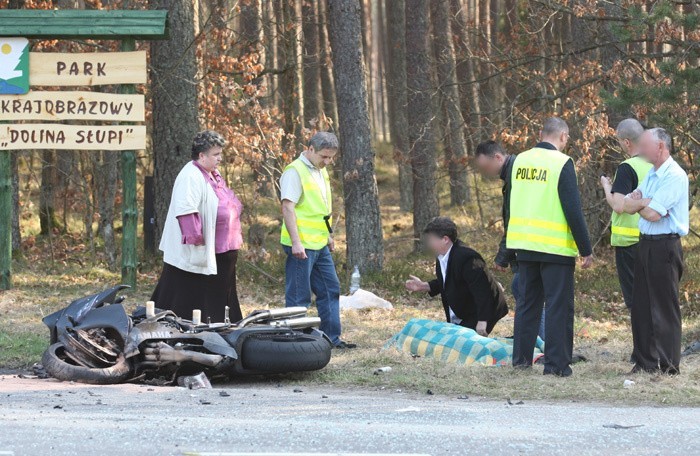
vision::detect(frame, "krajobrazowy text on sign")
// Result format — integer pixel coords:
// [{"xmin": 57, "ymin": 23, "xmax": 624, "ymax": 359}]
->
[
  {"xmin": 0, "ymin": 90, "xmax": 144, "ymax": 122},
  {"xmin": 0, "ymin": 123, "xmax": 146, "ymax": 150}
]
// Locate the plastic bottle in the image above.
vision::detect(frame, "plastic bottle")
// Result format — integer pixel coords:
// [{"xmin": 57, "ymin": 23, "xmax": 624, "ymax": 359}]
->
[{"xmin": 349, "ymin": 265, "xmax": 361, "ymax": 294}]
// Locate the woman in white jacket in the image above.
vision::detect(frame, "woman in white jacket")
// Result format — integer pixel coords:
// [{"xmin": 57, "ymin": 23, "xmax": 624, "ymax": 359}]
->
[{"xmin": 151, "ymin": 130, "xmax": 244, "ymax": 323}]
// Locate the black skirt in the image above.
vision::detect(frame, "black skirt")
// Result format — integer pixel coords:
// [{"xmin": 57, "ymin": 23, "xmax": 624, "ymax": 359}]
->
[{"xmin": 150, "ymin": 250, "xmax": 243, "ymax": 324}]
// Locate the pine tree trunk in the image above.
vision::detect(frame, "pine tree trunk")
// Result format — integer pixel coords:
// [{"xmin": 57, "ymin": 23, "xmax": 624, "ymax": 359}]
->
[
  {"xmin": 450, "ymin": 0, "xmax": 481, "ymax": 147},
  {"xmin": 7, "ymin": 0, "xmax": 22, "ymax": 255},
  {"xmin": 150, "ymin": 0, "xmax": 201, "ymax": 244},
  {"xmin": 385, "ymin": 0, "xmax": 413, "ymax": 212},
  {"xmin": 318, "ymin": 0, "xmax": 339, "ymax": 129},
  {"xmin": 92, "ymin": 151, "xmax": 119, "ymax": 269},
  {"xmin": 406, "ymin": 0, "xmax": 439, "ymax": 250},
  {"xmin": 241, "ymin": 0, "xmax": 273, "ymax": 196},
  {"xmin": 377, "ymin": 0, "xmax": 390, "ymax": 142},
  {"xmin": 240, "ymin": 0, "xmax": 262, "ymax": 51},
  {"xmin": 327, "ymin": 0, "xmax": 385, "ymax": 272},
  {"xmin": 39, "ymin": 150, "xmax": 59, "ymax": 235},
  {"xmin": 302, "ymin": 0, "xmax": 322, "ymax": 124},
  {"xmin": 478, "ymin": 0, "xmax": 492, "ymax": 128},
  {"xmin": 281, "ymin": 0, "xmax": 305, "ymax": 143},
  {"xmin": 291, "ymin": 0, "xmax": 305, "ymax": 139},
  {"xmin": 262, "ymin": 0, "xmax": 279, "ymax": 108},
  {"xmin": 431, "ymin": 0, "xmax": 470, "ymax": 206},
  {"xmin": 359, "ymin": 0, "xmax": 376, "ymax": 142},
  {"xmin": 11, "ymin": 152, "xmax": 20, "ymax": 253}
]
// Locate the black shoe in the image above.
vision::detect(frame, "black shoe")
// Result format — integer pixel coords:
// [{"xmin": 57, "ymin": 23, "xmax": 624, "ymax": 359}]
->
[
  {"xmin": 629, "ymin": 364, "xmax": 658, "ymax": 374},
  {"xmin": 543, "ymin": 367, "xmax": 572, "ymax": 377},
  {"xmin": 660, "ymin": 365, "xmax": 680, "ymax": 376},
  {"xmin": 334, "ymin": 341, "xmax": 357, "ymax": 349}
]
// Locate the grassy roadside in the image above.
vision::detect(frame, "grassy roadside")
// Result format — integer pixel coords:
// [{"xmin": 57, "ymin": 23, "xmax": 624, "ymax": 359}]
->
[
  {"xmin": 2, "ymin": 145, "xmax": 699, "ymax": 405},
  {"xmin": 2, "ymin": 247, "xmax": 699, "ymax": 406}
]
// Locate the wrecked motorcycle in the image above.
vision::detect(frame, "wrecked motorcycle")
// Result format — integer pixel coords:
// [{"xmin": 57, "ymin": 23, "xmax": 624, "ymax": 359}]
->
[{"xmin": 41, "ymin": 285, "xmax": 332, "ymax": 385}]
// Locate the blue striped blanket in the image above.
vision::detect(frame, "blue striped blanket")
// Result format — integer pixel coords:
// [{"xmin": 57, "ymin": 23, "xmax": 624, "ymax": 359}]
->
[{"xmin": 385, "ymin": 318, "xmax": 545, "ymax": 366}]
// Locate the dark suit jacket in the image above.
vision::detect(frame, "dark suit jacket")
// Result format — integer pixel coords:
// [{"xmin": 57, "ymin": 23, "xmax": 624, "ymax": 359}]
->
[{"xmin": 428, "ymin": 241, "xmax": 509, "ymax": 334}]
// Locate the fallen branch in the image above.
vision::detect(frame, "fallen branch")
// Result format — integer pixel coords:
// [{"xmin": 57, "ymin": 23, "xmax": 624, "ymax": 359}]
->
[{"xmin": 242, "ymin": 260, "xmax": 282, "ymax": 284}]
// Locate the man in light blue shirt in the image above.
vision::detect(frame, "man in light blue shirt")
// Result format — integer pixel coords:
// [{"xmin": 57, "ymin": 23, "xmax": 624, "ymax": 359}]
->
[{"xmin": 623, "ymin": 128, "xmax": 689, "ymax": 375}]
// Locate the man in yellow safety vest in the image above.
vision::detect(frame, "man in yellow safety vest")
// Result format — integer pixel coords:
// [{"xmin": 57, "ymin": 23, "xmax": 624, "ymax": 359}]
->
[
  {"xmin": 506, "ymin": 117, "xmax": 593, "ymax": 377},
  {"xmin": 279, "ymin": 132, "xmax": 355, "ymax": 349},
  {"xmin": 600, "ymin": 119, "xmax": 653, "ymax": 324}
]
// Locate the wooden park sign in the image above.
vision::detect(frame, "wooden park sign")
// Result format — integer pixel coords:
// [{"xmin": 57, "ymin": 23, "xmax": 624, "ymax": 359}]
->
[
  {"xmin": 0, "ymin": 10, "xmax": 168, "ymax": 290},
  {"xmin": 0, "ymin": 124, "xmax": 147, "ymax": 151},
  {"xmin": 0, "ymin": 91, "xmax": 145, "ymax": 122},
  {"xmin": 29, "ymin": 51, "xmax": 147, "ymax": 86}
]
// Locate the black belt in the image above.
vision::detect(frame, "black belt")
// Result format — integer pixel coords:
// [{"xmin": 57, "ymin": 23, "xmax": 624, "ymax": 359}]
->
[{"xmin": 640, "ymin": 233, "xmax": 680, "ymax": 241}]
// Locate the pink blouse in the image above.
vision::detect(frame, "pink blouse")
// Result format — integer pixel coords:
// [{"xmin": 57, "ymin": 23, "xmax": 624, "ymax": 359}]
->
[{"xmin": 176, "ymin": 161, "xmax": 244, "ymax": 253}]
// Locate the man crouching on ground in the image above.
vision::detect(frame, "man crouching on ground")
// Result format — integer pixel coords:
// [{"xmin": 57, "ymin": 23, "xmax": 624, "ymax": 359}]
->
[{"xmin": 405, "ymin": 217, "xmax": 509, "ymax": 336}]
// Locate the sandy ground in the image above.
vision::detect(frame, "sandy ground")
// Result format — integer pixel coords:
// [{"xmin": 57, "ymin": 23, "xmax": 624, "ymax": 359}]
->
[{"xmin": 0, "ymin": 375, "xmax": 699, "ymax": 456}]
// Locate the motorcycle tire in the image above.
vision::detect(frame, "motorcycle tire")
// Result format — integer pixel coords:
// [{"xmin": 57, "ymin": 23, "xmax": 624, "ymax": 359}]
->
[
  {"xmin": 41, "ymin": 343, "xmax": 132, "ymax": 385},
  {"xmin": 241, "ymin": 332, "xmax": 332, "ymax": 373}
]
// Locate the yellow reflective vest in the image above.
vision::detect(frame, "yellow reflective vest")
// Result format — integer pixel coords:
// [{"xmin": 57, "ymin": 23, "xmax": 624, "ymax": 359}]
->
[
  {"xmin": 506, "ymin": 147, "xmax": 578, "ymax": 257},
  {"xmin": 280, "ymin": 158, "xmax": 332, "ymax": 250},
  {"xmin": 610, "ymin": 156, "xmax": 653, "ymax": 247}
]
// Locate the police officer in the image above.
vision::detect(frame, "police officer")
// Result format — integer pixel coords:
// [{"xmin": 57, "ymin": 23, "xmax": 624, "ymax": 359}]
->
[
  {"xmin": 600, "ymin": 119, "xmax": 652, "ymax": 320},
  {"xmin": 474, "ymin": 140, "xmax": 545, "ymax": 341},
  {"xmin": 507, "ymin": 117, "xmax": 593, "ymax": 377}
]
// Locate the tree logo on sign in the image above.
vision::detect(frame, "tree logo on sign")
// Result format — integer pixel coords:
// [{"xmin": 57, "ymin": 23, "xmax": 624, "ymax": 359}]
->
[{"xmin": 0, "ymin": 37, "xmax": 29, "ymax": 95}]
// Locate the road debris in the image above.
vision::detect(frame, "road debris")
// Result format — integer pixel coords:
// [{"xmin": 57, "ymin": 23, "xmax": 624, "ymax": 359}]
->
[
  {"xmin": 603, "ymin": 424, "xmax": 644, "ymax": 430},
  {"xmin": 177, "ymin": 372, "xmax": 212, "ymax": 390}
]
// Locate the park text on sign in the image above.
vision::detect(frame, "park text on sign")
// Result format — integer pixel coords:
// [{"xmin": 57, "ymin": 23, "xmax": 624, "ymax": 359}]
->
[
  {"xmin": 29, "ymin": 51, "xmax": 147, "ymax": 86},
  {"xmin": 0, "ymin": 124, "xmax": 146, "ymax": 150},
  {"xmin": 0, "ymin": 91, "xmax": 145, "ymax": 122}
]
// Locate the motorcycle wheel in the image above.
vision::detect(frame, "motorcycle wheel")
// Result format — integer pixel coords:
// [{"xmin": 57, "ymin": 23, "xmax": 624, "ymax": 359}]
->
[
  {"xmin": 41, "ymin": 343, "xmax": 132, "ymax": 385},
  {"xmin": 241, "ymin": 332, "xmax": 332, "ymax": 373}
]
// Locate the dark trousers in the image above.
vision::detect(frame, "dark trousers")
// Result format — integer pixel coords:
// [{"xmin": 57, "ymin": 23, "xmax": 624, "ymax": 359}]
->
[
  {"xmin": 513, "ymin": 261, "xmax": 575, "ymax": 375},
  {"xmin": 615, "ymin": 244, "xmax": 638, "ymax": 311},
  {"xmin": 631, "ymin": 238, "xmax": 683, "ymax": 374},
  {"xmin": 151, "ymin": 250, "xmax": 242, "ymax": 324}
]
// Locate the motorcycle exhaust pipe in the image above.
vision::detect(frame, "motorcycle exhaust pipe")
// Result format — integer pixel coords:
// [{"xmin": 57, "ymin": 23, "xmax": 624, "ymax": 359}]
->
[
  {"xmin": 267, "ymin": 317, "xmax": 321, "ymax": 329},
  {"xmin": 266, "ymin": 307, "xmax": 309, "ymax": 319},
  {"xmin": 237, "ymin": 307, "xmax": 308, "ymax": 327}
]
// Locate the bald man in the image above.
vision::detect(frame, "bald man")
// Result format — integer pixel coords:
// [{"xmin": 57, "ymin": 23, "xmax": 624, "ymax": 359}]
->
[{"xmin": 600, "ymin": 120, "xmax": 652, "ymax": 362}]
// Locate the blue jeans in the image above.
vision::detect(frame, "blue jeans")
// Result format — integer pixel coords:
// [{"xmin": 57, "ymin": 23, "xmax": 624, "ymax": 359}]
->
[
  {"xmin": 512, "ymin": 272, "xmax": 545, "ymax": 341},
  {"xmin": 283, "ymin": 245, "xmax": 342, "ymax": 345}
]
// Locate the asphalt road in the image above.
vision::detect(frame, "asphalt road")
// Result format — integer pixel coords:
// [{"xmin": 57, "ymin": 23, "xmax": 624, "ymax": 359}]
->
[{"xmin": 0, "ymin": 375, "xmax": 698, "ymax": 456}]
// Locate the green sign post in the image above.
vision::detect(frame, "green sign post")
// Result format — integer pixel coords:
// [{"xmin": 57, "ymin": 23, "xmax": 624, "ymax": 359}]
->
[{"xmin": 0, "ymin": 10, "xmax": 168, "ymax": 290}]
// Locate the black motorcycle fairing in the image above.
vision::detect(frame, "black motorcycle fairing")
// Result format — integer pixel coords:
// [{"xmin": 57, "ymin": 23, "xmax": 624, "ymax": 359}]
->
[
  {"xmin": 42, "ymin": 285, "xmax": 130, "ymax": 344},
  {"xmin": 71, "ymin": 303, "xmax": 131, "ymax": 348},
  {"xmin": 124, "ymin": 320, "xmax": 238, "ymax": 359}
]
